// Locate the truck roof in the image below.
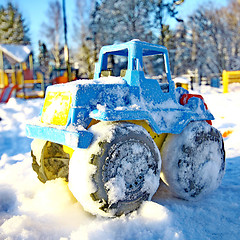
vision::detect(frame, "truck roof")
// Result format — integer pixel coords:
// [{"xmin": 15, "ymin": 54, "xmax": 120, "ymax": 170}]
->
[{"xmin": 99, "ymin": 39, "xmax": 168, "ymax": 57}]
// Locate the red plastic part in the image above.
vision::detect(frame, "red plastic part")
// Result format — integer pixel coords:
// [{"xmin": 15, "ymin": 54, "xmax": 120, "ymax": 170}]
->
[
  {"xmin": 23, "ymin": 69, "xmax": 34, "ymax": 80},
  {"xmin": 180, "ymin": 93, "xmax": 212, "ymax": 125},
  {"xmin": 52, "ymin": 76, "xmax": 68, "ymax": 85}
]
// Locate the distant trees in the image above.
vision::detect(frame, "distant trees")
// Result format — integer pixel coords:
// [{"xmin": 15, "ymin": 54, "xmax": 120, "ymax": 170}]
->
[
  {"xmin": 73, "ymin": 0, "xmax": 185, "ymax": 78},
  {"xmin": 223, "ymin": 0, "xmax": 240, "ymax": 70},
  {"xmin": 90, "ymin": 0, "xmax": 154, "ymax": 46},
  {"xmin": 87, "ymin": 0, "xmax": 184, "ymax": 50},
  {"xmin": 173, "ymin": 0, "xmax": 240, "ymax": 79},
  {"xmin": 0, "ymin": 2, "xmax": 30, "ymax": 44},
  {"xmin": 1, "ymin": 0, "xmax": 237, "ymax": 81},
  {"xmin": 189, "ymin": 6, "xmax": 229, "ymax": 76}
]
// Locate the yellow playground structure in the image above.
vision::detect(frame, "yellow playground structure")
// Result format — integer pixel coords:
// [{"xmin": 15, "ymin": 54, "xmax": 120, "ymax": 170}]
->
[
  {"xmin": 222, "ymin": 70, "xmax": 240, "ymax": 93},
  {"xmin": 0, "ymin": 44, "xmax": 44, "ymax": 99}
]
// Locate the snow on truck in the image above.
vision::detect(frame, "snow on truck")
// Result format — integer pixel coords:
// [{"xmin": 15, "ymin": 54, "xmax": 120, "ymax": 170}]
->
[{"xmin": 26, "ymin": 40, "xmax": 225, "ymax": 217}]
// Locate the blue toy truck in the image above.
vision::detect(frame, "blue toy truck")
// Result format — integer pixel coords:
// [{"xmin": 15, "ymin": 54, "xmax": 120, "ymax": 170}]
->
[{"xmin": 26, "ymin": 40, "xmax": 225, "ymax": 217}]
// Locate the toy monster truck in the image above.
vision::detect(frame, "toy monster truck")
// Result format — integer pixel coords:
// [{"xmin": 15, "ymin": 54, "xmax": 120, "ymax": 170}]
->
[{"xmin": 26, "ymin": 40, "xmax": 225, "ymax": 217}]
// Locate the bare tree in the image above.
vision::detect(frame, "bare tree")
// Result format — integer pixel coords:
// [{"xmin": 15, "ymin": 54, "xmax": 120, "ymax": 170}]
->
[
  {"xmin": 153, "ymin": 0, "xmax": 184, "ymax": 46},
  {"xmin": 41, "ymin": 0, "xmax": 63, "ymax": 68},
  {"xmin": 90, "ymin": 0, "xmax": 154, "ymax": 47},
  {"xmin": 73, "ymin": 0, "xmax": 92, "ymax": 44}
]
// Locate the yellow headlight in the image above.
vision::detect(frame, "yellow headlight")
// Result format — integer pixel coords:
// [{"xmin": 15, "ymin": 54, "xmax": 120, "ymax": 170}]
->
[{"xmin": 41, "ymin": 91, "xmax": 72, "ymax": 126}]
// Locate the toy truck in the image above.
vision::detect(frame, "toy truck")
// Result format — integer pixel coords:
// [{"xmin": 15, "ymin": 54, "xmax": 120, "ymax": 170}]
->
[{"xmin": 26, "ymin": 40, "xmax": 225, "ymax": 217}]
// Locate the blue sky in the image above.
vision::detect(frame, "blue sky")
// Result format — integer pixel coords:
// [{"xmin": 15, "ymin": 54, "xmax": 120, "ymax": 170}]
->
[{"xmin": 2, "ymin": 0, "xmax": 228, "ymax": 55}]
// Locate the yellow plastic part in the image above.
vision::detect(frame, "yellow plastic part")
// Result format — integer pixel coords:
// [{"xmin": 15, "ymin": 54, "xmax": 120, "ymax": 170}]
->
[
  {"xmin": 0, "ymin": 70, "xmax": 8, "ymax": 88},
  {"xmin": 36, "ymin": 71, "xmax": 43, "ymax": 80},
  {"xmin": 101, "ymin": 70, "xmax": 113, "ymax": 77},
  {"xmin": 16, "ymin": 70, "xmax": 24, "ymax": 87},
  {"xmin": 181, "ymin": 83, "xmax": 189, "ymax": 91},
  {"xmin": 63, "ymin": 145, "xmax": 75, "ymax": 158},
  {"xmin": 10, "ymin": 71, "xmax": 16, "ymax": 85},
  {"xmin": 87, "ymin": 119, "xmax": 167, "ymax": 151},
  {"xmin": 175, "ymin": 82, "xmax": 188, "ymax": 91},
  {"xmin": 41, "ymin": 91, "xmax": 72, "ymax": 125},
  {"xmin": 87, "ymin": 119, "xmax": 100, "ymax": 129},
  {"xmin": 126, "ymin": 120, "xmax": 167, "ymax": 150},
  {"xmin": 22, "ymin": 62, "xmax": 27, "ymax": 70}
]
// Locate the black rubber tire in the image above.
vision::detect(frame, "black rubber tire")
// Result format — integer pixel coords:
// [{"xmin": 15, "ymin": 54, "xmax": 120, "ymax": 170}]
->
[
  {"xmin": 31, "ymin": 139, "xmax": 70, "ymax": 183},
  {"xmin": 160, "ymin": 121, "xmax": 225, "ymax": 200},
  {"xmin": 68, "ymin": 122, "xmax": 161, "ymax": 217}
]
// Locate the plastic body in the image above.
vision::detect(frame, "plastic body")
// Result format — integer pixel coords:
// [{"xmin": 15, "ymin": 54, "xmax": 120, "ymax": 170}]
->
[{"xmin": 26, "ymin": 40, "xmax": 214, "ymax": 149}]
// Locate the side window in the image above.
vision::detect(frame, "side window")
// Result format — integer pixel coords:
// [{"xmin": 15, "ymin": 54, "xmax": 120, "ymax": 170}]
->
[
  {"xmin": 142, "ymin": 53, "xmax": 169, "ymax": 92},
  {"xmin": 101, "ymin": 51, "xmax": 128, "ymax": 77}
]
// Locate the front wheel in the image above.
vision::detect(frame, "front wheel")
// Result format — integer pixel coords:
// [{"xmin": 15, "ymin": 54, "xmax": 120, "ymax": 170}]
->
[
  {"xmin": 68, "ymin": 122, "xmax": 161, "ymax": 217},
  {"xmin": 160, "ymin": 121, "xmax": 225, "ymax": 200},
  {"xmin": 31, "ymin": 139, "xmax": 71, "ymax": 183}
]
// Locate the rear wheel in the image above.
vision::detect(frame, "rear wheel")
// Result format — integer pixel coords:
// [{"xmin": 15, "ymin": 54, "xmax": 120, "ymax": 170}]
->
[
  {"xmin": 68, "ymin": 122, "xmax": 161, "ymax": 217},
  {"xmin": 160, "ymin": 121, "xmax": 225, "ymax": 200},
  {"xmin": 31, "ymin": 139, "xmax": 70, "ymax": 183}
]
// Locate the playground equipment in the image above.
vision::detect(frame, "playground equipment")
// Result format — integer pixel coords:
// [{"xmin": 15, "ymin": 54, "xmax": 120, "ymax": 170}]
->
[
  {"xmin": 0, "ymin": 44, "xmax": 44, "ymax": 99},
  {"xmin": 0, "ymin": 85, "xmax": 17, "ymax": 103},
  {"xmin": 173, "ymin": 76, "xmax": 189, "ymax": 90},
  {"xmin": 16, "ymin": 68, "xmax": 44, "ymax": 99},
  {"xmin": 26, "ymin": 40, "xmax": 225, "ymax": 217},
  {"xmin": 222, "ymin": 70, "xmax": 240, "ymax": 93},
  {"xmin": 51, "ymin": 68, "xmax": 78, "ymax": 85}
]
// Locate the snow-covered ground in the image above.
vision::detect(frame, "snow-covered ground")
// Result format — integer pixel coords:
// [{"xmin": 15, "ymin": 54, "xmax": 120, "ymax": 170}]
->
[{"xmin": 0, "ymin": 84, "xmax": 240, "ymax": 240}]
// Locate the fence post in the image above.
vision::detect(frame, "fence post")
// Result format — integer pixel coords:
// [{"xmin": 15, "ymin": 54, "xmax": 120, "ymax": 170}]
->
[{"xmin": 222, "ymin": 70, "xmax": 228, "ymax": 93}]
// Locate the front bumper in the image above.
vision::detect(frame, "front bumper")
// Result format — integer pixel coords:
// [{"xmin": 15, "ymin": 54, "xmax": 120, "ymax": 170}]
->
[{"xmin": 26, "ymin": 123, "xmax": 93, "ymax": 149}]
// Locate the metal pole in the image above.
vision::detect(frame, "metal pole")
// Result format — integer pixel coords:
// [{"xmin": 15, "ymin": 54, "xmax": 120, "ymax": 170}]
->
[{"xmin": 62, "ymin": 0, "xmax": 71, "ymax": 82}]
